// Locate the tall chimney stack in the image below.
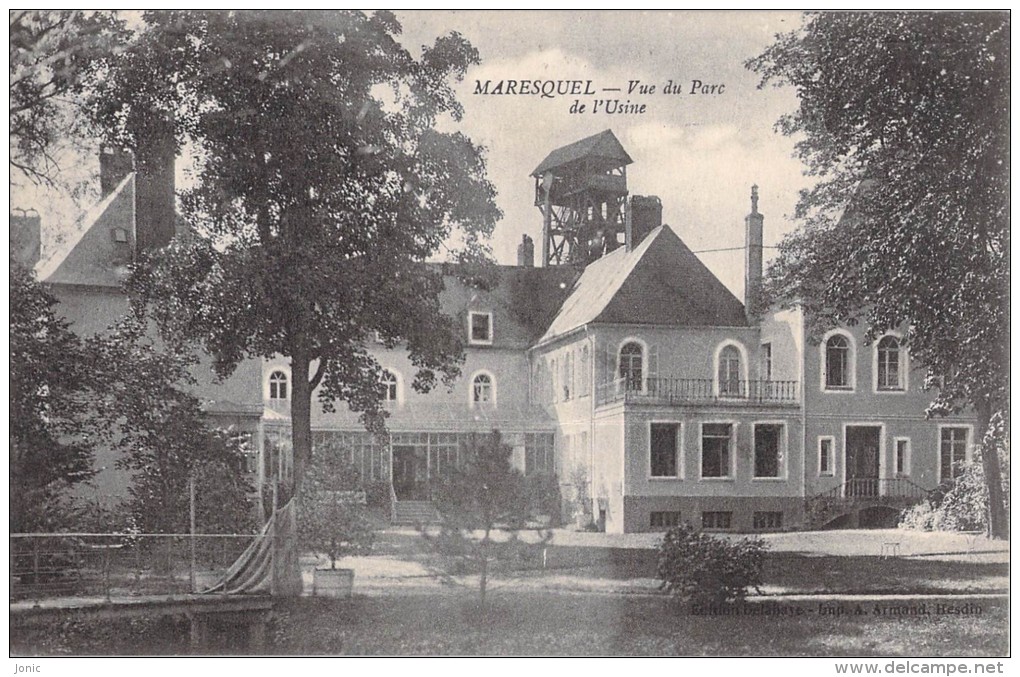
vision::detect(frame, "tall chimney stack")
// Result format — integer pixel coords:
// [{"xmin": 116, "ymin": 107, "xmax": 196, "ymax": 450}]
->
[
  {"xmin": 744, "ymin": 185, "xmax": 764, "ymax": 315},
  {"xmin": 99, "ymin": 146, "xmax": 134, "ymax": 197},
  {"xmin": 133, "ymin": 120, "xmax": 177, "ymax": 252},
  {"xmin": 517, "ymin": 234, "xmax": 535, "ymax": 267}
]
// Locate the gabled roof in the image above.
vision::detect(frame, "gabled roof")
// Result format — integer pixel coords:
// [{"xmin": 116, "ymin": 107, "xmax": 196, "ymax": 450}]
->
[
  {"xmin": 36, "ymin": 174, "xmax": 135, "ymax": 287},
  {"xmin": 540, "ymin": 225, "xmax": 748, "ymax": 343},
  {"xmin": 531, "ymin": 129, "xmax": 633, "ymax": 177}
]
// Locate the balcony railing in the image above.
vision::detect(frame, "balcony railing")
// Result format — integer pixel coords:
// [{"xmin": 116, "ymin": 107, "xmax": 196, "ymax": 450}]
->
[
  {"xmin": 813, "ymin": 478, "xmax": 930, "ymax": 501},
  {"xmin": 595, "ymin": 377, "xmax": 799, "ymax": 407}
]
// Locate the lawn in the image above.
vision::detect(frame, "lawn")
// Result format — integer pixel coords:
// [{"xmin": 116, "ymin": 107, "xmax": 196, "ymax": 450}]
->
[
  {"xmin": 11, "ymin": 528, "xmax": 1009, "ymax": 656},
  {"xmin": 266, "ymin": 592, "xmax": 1010, "ymax": 656}
]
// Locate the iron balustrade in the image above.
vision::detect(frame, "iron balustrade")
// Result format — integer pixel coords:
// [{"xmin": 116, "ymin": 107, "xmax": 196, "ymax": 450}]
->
[
  {"xmin": 9, "ymin": 533, "xmax": 256, "ymax": 603},
  {"xmin": 595, "ymin": 376, "xmax": 799, "ymax": 406},
  {"xmin": 812, "ymin": 477, "xmax": 930, "ymax": 501}
]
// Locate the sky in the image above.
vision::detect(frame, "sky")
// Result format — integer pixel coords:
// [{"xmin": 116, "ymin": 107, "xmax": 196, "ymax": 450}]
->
[
  {"xmin": 394, "ymin": 10, "xmax": 815, "ymax": 298},
  {"xmin": 14, "ymin": 11, "xmax": 816, "ymax": 301}
]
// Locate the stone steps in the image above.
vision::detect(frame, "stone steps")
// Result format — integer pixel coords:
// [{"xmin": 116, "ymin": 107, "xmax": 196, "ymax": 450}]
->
[{"xmin": 391, "ymin": 500, "xmax": 442, "ymax": 526}]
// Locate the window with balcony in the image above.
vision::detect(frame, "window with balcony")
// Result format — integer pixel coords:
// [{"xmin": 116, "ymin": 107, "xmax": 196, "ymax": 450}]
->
[
  {"xmin": 719, "ymin": 345, "xmax": 742, "ymax": 396},
  {"xmin": 619, "ymin": 341, "xmax": 643, "ymax": 390},
  {"xmin": 760, "ymin": 342, "xmax": 772, "ymax": 380},
  {"xmin": 701, "ymin": 423, "xmax": 733, "ymax": 478}
]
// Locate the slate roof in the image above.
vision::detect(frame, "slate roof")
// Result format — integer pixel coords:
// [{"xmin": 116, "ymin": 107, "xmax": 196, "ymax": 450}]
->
[
  {"xmin": 36, "ymin": 174, "xmax": 135, "ymax": 287},
  {"xmin": 531, "ymin": 129, "xmax": 633, "ymax": 177},
  {"xmin": 539, "ymin": 225, "xmax": 748, "ymax": 343},
  {"xmin": 435, "ymin": 263, "xmax": 581, "ymax": 349}
]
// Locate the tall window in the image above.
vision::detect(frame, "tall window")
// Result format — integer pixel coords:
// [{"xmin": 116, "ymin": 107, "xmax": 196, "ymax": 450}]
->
[
  {"xmin": 877, "ymin": 336, "xmax": 903, "ymax": 391},
  {"xmin": 619, "ymin": 341, "xmax": 643, "ymax": 390},
  {"xmin": 650, "ymin": 423, "xmax": 680, "ymax": 478},
  {"xmin": 940, "ymin": 427, "xmax": 969, "ymax": 481},
  {"xmin": 753, "ymin": 424, "xmax": 782, "ymax": 478},
  {"xmin": 579, "ymin": 345, "xmax": 590, "ymax": 397},
  {"xmin": 895, "ymin": 438, "xmax": 911, "ymax": 475},
  {"xmin": 472, "ymin": 373, "xmax": 493, "ymax": 404},
  {"xmin": 825, "ymin": 334, "xmax": 851, "ymax": 389},
  {"xmin": 701, "ymin": 423, "xmax": 732, "ymax": 478},
  {"xmin": 718, "ymin": 345, "xmax": 742, "ymax": 396},
  {"xmin": 760, "ymin": 342, "xmax": 772, "ymax": 381},
  {"xmin": 380, "ymin": 370, "xmax": 398, "ymax": 402},
  {"xmin": 562, "ymin": 351, "xmax": 572, "ymax": 401},
  {"xmin": 268, "ymin": 370, "xmax": 288, "ymax": 400},
  {"xmin": 818, "ymin": 437, "xmax": 834, "ymax": 476}
]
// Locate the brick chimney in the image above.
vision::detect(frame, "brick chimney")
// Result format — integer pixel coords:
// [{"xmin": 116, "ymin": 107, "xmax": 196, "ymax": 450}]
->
[
  {"xmin": 133, "ymin": 124, "xmax": 177, "ymax": 252},
  {"xmin": 99, "ymin": 146, "xmax": 134, "ymax": 197},
  {"xmin": 10, "ymin": 208, "xmax": 41, "ymax": 268},
  {"xmin": 744, "ymin": 185, "xmax": 764, "ymax": 314},
  {"xmin": 630, "ymin": 195, "xmax": 662, "ymax": 249},
  {"xmin": 517, "ymin": 234, "xmax": 535, "ymax": 267}
]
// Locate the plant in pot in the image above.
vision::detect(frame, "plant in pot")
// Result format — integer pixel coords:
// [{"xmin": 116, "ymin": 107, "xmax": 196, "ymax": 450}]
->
[{"xmin": 296, "ymin": 456, "xmax": 374, "ymax": 598}]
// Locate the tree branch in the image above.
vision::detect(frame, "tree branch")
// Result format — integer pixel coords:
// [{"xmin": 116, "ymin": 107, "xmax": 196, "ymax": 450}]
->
[{"xmin": 309, "ymin": 358, "xmax": 327, "ymax": 391}]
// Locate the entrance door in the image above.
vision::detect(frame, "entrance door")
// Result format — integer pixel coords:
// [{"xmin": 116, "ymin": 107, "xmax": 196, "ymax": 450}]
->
[
  {"xmin": 392, "ymin": 445, "xmax": 428, "ymax": 500},
  {"xmin": 845, "ymin": 426, "xmax": 881, "ymax": 497}
]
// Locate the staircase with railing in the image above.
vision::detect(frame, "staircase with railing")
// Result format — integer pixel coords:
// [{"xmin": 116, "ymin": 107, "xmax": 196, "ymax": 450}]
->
[
  {"xmin": 595, "ymin": 376, "xmax": 799, "ymax": 407},
  {"xmin": 804, "ymin": 478, "xmax": 931, "ymax": 529}
]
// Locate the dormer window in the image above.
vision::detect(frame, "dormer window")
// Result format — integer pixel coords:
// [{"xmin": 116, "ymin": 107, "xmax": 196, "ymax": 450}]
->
[
  {"xmin": 112, "ymin": 228, "xmax": 129, "ymax": 243},
  {"xmin": 469, "ymin": 312, "xmax": 493, "ymax": 345}
]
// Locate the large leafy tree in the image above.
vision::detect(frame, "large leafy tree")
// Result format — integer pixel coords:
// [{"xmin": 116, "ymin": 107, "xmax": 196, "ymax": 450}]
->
[
  {"xmin": 748, "ymin": 12, "xmax": 1009, "ymax": 538},
  {"xmin": 10, "ymin": 261, "xmax": 99, "ymax": 531},
  {"xmin": 10, "ymin": 10, "xmax": 128, "ymax": 186},
  {"xmin": 90, "ymin": 11, "xmax": 501, "ymax": 502}
]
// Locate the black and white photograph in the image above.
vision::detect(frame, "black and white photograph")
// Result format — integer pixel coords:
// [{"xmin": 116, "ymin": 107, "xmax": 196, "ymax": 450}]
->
[{"xmin": 8, "ymin": 10, "xmax": 1010, "ymax": 662}]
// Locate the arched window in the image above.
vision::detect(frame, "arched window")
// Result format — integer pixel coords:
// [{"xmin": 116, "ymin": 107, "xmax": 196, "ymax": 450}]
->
[
  {"xmin": 380, "ymin": 370, "xmax": 399, "ymax": 402},
  {"xmin": 824, "ymin": 335, "xmax": 851, "ymax": 389},
  {"xmin": 268, "ymin": 370, "xmax": 288, "ymax": 400},
  {"xmin": 718, "ymin": 345, "xmax": 742, "ymax": 396},
  {"xmin": 876, "ymin": 335, "xmax": 903, "ymax": 391},
  {"xmin": 619, "ymin": 341, "xmax": 643, "ymax": 390},
  {"xmin": 472, "ymin": 373, "xmax": 493, "ymax": 404}
]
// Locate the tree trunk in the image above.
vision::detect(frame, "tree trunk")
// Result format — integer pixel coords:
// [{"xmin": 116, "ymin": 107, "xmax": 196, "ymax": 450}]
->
[
  {"xmin": 479, "ymin": 529, "xmax": 489, "ymax": 607},
  {"xmin": 289, "ymin": 353, "xmax": 313, "ymax": 501},
  {"xmin": 975, "ymin": 399, "xmax": 1008, "ymax": 540}
]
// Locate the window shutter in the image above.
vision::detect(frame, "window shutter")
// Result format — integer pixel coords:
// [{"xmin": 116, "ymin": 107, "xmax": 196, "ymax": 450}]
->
[{"xmin": 648, "ymin": 344, "xmax": 659, "ymax": 385}]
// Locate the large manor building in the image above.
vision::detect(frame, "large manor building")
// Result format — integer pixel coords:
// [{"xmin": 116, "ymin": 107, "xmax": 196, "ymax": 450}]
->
[{"xmin": 18, "ymin": 130, "xmax": 977, "ymax": 533}]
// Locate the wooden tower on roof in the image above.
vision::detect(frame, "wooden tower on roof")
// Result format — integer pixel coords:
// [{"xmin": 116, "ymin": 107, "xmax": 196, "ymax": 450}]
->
[{"xmin": 532, "ymin": 129, "xmax": 633, "ymax": 267}]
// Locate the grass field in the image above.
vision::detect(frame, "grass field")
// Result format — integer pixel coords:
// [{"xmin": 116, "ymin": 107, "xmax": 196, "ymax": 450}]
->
[
  {"xmin": 10, "ymin": 528, "xmax": 1009, "ymax": 656},
  {"xmin": 268, "ymin": 592, "xmax": 1007, "ymax": 656}
]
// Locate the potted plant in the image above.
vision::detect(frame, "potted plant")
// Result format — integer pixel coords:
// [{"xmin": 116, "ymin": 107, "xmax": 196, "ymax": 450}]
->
[{"xmin": 296, "ymin": 458, "xmax": 374, "ymax": 598}]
